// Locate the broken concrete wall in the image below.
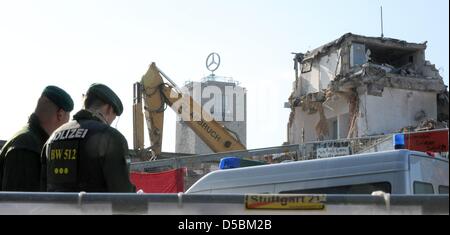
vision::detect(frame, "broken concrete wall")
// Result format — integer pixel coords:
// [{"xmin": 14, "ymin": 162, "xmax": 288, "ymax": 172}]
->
[
  {"xmin": 288, "ymin": 94, "xmax": 350, "ymax": 144},
  {"xmin": 288, "ymin": 108, "xmax": 319, "ymax": 144},
  {"xmin": 319, "ymin": 51, "xmax": 341, "ymax": 90},
  {"xmin": 339, "ymin": 113, "xmax": 351, "ymax": 139},
  {"xmin": 357, "ymin": 87, "xmax": 438, "ymax": 136},
  {"xmin": 296, "ymin": 50, "xmax": 342, "ymax": 95},
  {"xmin": 298, "ymin": 61, "xmax": 320, "ymax": 94},
  {"xmin": 322, "ymin": 94, "xmax": 351, "ymax": 139},
  {"xmin": 413, "ymin": 50, "xmax": 426, "ymax": 72},
  {"xmin": 422, "ymin": 60, "xmax": 443, "ymax": 79}
]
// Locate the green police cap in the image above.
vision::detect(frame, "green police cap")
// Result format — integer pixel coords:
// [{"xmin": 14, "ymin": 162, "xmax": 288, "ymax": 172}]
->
[
  {"xmin": 42, "ymin": 86, "xmax": 74, "ymax": 112},
  {"xmin": 86, "ymin": 83, "xmax": 123, "ymax": 116}
]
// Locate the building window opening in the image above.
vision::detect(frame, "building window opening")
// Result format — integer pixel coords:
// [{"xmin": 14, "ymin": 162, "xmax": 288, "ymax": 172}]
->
[
  {"xmin": 351, "ymin": 42, "xmax": 422, "ymax": 76},
  {"xmin": 301, "ymin": 59, "xmax": 312, "ymax": 73}
]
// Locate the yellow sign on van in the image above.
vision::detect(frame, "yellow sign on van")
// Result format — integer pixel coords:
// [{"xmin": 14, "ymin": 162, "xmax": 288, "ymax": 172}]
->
[{"xmin": 245, "ymin": 194, "xmax": 326, "ymax": 210}]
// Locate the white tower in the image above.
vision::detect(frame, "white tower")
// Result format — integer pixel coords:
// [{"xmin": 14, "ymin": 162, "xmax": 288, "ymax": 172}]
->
[{"xmin": 175, "ymin": 53, "xmax": 247, "ymax": 154}]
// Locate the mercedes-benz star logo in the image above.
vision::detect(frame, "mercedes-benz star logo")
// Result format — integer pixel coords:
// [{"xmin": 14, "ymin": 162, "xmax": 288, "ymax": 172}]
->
[{"xmin": 206, "ymin": 52, "xmax": 221, "ymax": 73}]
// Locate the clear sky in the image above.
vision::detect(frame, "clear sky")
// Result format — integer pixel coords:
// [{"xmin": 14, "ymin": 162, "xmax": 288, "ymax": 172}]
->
[{"xmin": 0, "ymin": 0, "xmax": 448, "ymax": 152}]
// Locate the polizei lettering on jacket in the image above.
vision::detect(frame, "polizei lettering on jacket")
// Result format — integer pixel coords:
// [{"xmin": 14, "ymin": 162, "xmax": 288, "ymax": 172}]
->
[
  {"xmin": 53, "ymin": 128, "xmax": 88, "ymax": 141},
  {"xmin": 197, "ymin": 120, "xmax": 221, "ymax": 142}
]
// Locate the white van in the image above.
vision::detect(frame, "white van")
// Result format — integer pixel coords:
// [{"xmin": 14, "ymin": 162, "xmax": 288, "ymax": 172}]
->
[{"xmin": 186, "ymin": 150, "xmax": 449, "ymax": 195}]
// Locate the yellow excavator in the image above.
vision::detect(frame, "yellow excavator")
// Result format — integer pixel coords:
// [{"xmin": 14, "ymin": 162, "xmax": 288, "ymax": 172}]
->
[{"xmin": 133, "ymin": 63, "xmax": 246, "ymax": 161}]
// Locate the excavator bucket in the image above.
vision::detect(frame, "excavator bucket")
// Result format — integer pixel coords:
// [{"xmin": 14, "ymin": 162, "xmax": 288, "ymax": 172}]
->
[{"xmin": 140, "ymin": 63, "xmax": 165, "ymax": 158}]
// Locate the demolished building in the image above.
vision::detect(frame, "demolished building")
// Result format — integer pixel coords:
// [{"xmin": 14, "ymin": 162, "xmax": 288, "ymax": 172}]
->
[{"xmin": 287, "ymin": 33, "xmax": 448, "ymax": 144}]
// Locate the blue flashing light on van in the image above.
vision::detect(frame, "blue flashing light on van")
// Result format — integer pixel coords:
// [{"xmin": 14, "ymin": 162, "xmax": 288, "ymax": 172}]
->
[
  {"xmin": 219, "ymin": 157, "xmax": 266, "ymax": 170},
  {"xmin": 219, "ymin": 157, "xmax": 241, "ymax": 169},
  {"xmin": 394, "ymin": 133, "xmax": 405, "ymax": 150}
]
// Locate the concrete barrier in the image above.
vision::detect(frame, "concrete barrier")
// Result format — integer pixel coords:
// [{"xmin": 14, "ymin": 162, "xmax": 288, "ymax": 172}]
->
[{"xmin": 0, "ymin": 192, "xmax": 447, "ymax": 215}]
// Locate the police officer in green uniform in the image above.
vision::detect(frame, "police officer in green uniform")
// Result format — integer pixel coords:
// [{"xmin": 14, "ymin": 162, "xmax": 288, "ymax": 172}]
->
[
  {"xmin": 42, "ymin": 83, "xmax": 136, "ymax": 192},
  {"xmin": 0, "ymin": 86, "xmax": 74, "ymax": 191}
]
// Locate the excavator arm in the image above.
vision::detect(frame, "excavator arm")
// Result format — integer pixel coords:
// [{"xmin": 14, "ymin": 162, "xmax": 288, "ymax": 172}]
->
[{"xmin": 133, "ymin": 63, "xmax": 246, "ymax": 160}]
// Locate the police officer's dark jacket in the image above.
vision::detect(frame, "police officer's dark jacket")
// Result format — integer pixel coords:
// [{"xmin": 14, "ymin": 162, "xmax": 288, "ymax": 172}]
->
[
  {"xmin": 41, "ymin": 109, "xmax": 135, "ymax": 192},
  {"xmin": 0, "ymin": 114, "xmax": 49, "ymax": 191}
]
